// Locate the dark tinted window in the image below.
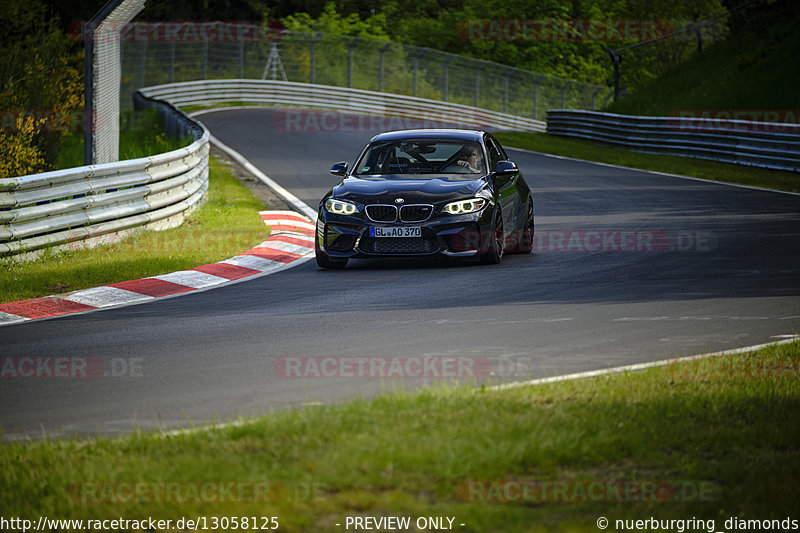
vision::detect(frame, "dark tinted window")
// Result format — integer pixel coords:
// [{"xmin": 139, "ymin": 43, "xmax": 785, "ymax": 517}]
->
[
  {"xmin": 355, "ymin": 140, "xmax": 485, "ymax": 175},
  {"xmin": 486, "ymin": 137, "xmax": 502, "ymax": 171}
]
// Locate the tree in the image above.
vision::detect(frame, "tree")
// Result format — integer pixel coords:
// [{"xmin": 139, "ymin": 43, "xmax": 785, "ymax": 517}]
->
[
  {"xmin": 281, "ymin": 2, "xmax": 388, "ymax": 39},
  {"xmin": 0, "ymin": 0, "xmax": 83, "ymax": 177}
]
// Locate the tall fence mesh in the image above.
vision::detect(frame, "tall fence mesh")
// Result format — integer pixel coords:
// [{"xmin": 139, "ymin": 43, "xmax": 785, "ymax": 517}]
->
[
  {"xmin": 87, "ymin": 0, "xmax": 147, "ymax": 164},
  {"xmin": 119, "ymin": 25, "xmax": 610, "ymax": 120}
]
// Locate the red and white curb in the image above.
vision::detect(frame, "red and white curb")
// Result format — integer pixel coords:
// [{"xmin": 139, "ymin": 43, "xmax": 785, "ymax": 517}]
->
[{"xmin": 0, "ymin": 211, "xmax": 315, "ymax": 327}]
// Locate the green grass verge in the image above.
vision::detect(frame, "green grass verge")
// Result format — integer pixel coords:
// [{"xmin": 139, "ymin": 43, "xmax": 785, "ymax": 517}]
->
[
  {"xmin": 494, "ymin": 132, "xmax": 800, "ymax": 193},
  {"xmin": 55, "ymin": 109, "xmax": 192, "ymax": 170},
  {"xmin": 2, "ymin": 341, "xmax": 797, "ymax": 532},
  {"xmin": 0, "ymin": 157, "xmax": 269, "ymax": 303}
]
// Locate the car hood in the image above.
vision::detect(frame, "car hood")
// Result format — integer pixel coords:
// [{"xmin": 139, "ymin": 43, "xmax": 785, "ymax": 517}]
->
[{"xmin": 331, "ymin": 175, "xmax": 487, "ymax": 204}]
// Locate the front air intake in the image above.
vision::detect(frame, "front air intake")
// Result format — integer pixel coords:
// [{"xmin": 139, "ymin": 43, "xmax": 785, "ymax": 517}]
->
[{"xmin": 365, "ymin": 204, "xmax": 397, "ymax": 222}]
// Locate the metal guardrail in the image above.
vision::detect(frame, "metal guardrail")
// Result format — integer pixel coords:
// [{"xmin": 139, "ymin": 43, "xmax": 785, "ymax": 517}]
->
[
  {"xmin": 0, "ymin": 101, "xmax": 210, "ymax": 257},
  {"xmin": 138, "ymin": 79, "xmax": 547, "ymax": 133},
  {"xmin": 547, "ymin": 109, "xmax": 800, "ymax": 172}
]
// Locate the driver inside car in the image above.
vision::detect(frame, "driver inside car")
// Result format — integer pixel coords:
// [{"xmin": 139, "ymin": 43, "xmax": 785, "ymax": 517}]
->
[{"xmin": 448, "ymin": 145, "xmax": 482, "ymax": 173}]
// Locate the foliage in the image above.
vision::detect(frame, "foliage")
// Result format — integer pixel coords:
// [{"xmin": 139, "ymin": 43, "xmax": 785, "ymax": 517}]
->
[
  {"xmin": 275, "ymin": 0, "xmax": 728, "ymax": 87},
  {"xmin": 136, "ymin": 0, "xmax": 265, "ymax": 22},
  {"xmin": 0, "ymin": 0, "xmax": 83, "ymax": 179},
  {"xmin": 0, "ymin": 115, "xmax": 46, "ymax": 177},
  {"xmin": 281, "ymin": 2, "xmax": 388, "ymax": 39}
]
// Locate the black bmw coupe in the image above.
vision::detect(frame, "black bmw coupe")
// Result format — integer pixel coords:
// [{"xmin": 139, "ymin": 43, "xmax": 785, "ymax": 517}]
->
[{"xmin": 315, "ymin": 129, "xmax": 534, "ymax": 268}]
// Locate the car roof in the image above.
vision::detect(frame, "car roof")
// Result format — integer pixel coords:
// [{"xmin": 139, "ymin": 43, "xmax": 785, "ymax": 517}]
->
[{"xmin": 369, "ymin": 129, "xmax": 485, "ymax": 143}]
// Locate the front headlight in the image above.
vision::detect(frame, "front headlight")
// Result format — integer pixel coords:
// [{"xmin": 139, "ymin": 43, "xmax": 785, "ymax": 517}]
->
[
  {"xmin": 325, "ymin": 198, "xmax": 358, "ymax": 215},
  {"xmin": 443, "ymin": 198, "xmax": 486, "ymax": 215}
]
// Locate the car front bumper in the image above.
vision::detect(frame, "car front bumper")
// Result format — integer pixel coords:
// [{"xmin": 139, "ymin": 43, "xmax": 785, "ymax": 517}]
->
[{"xmin": 316, "ymin": 209, "xmax": 494, "ymax": 259}]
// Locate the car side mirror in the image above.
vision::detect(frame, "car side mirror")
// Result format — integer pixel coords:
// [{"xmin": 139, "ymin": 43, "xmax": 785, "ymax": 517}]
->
[
  {"xmin": 330, "ymin": 162, "xmax": 348, "ymax": 176},
  {"xmin": 494, "ymin": 160, "xmax": 518, "ymax": 176}
]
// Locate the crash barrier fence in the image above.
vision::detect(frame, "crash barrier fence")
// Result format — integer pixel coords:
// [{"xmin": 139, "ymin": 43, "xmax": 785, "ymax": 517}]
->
[
  {"xmin": 2, "ymin": 71, "xmax": 548, "ymax": 258},
  {"xmin": 119, "ymin": 27, "xmax": 610, "ymax": 121},
  {"xmin": 547, "ymin": 109, "xmax": 800, "ymax": 172},
  {"xmin": 0, "ymin": 97, "xmax": 209, "ymax": 258},
  {"xmin": 85, "ymin": 0, "xmax": 147, "ymax": 165},
  {"xmin": 138, "ymin": 79, "xmax": 547, "ymax": 133}
]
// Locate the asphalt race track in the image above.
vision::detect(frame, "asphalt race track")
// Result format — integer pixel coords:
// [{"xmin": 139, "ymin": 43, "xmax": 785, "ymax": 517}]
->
[{"xmin": 1, "ymin": 108, "xmax": 799, "ymax": 440}]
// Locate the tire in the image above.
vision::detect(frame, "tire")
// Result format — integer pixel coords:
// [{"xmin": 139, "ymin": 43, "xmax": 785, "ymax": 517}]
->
[
  {"xmin": 315, "ymin": 240, "xmax": 348, "ymax": 269},
  {"xmin": 479, "ymin": 211, "xmax": 504, "ymax": 265},
  {"xmin": 507, "ymin": 202, "xmax": 534, "ymax": 254}
]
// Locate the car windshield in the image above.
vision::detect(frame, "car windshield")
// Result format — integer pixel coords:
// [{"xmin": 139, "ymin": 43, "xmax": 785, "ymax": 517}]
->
[{"xmin": 354, "ymin": 140, "xmax": 485, "ymax": 176}]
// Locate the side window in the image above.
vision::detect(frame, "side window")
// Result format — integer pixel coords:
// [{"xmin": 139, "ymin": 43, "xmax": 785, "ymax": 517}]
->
[
  {"xmin": 491, "ymin": 137, "xmax": 509, "ymax": 161},
  {"xmin": 485, "ymin": 138, "xmax": 502, "ymax": 171}
]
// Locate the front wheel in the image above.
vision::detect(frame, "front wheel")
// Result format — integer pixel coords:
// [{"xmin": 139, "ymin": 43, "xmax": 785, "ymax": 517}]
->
[
  {"xmin": 479, "ymin": 211, "xmax": 504, "ymax": 265},
  {"xmin": 315, "ymin": 240, "xmax": 348, "ymax": 269}
]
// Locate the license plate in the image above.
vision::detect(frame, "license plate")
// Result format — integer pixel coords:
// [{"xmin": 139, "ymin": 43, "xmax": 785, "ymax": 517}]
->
[{"xmin": 369, "ymin": 226, "xmax": 421, "ymax": 238}]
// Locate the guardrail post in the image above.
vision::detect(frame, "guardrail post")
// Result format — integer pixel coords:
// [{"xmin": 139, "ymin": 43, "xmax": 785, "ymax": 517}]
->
[
  {"xmin": 502, "ymin": 69, "xmax": 512, "ymax": 114},
  {"xmin": 310, "ymin": 32, "xmax": 322, "ymax": 84},
  {"xmin": 603, "ymin": 89, "xmax": 615, "ymax": 107},
  {"xmin": 560, "ymin": 80, "xmax": 574, "ymax": 109},
  {"xmin": 347, "ymin": 37, "xmax": 361, "ymax": 88},
  {"xmin": 412, "ymin": 49, "xmax": 424, "ymax": 97},
  {"xmin": 168, "ymin": 42, "xmax": 175, "ymax": 83},
  {"xmin": 607, "ymin": 47, "xmax": 621, "ymax": 103},
  {"xmin": 533, "ymin": 75, "xmax": 545, "ymax": 121},
  {"xmin": 443, "ymin": 55, "xmax": 455, "ymax": 102},
  {"xmin": 592, "ymin": 87, "xmax": 604, "ymax": 110},
  {"xmin": 238, "ymin": 40, "xmax": 245, "ymax": 78},
  {"xmin": 201, "ymin": 41, "xmax": 208, "ymax": 79},
  {"xmin": 139, "ymin": 40, "xmax": 148, "ymax": 95},
  {"xmin": 378, "ymin": 42, "xmax": 391, "ymax": 92},
  {"xmin": 474, "ymin": 62, "xmax": 487, "ymax": 108}
]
